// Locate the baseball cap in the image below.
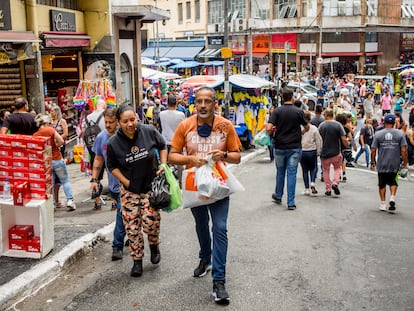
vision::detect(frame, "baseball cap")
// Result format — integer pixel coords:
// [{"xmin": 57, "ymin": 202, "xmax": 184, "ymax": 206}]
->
[{"xmin": 384, "ymin": 114, "xmax": 395, "ymax": 124}]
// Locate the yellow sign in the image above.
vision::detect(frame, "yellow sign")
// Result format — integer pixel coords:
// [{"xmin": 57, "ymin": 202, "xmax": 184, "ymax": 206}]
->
[{"xmin": 221, "ymin": 47, "xmax": 232, "ymax": 59}]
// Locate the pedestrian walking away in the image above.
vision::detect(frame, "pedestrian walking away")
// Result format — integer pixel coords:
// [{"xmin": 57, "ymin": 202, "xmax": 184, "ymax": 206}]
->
[
  {"xmin": 90, "ymin": 107, "xmax": 126, "ymax": 261},
  {"xmin": 106, "ymin": 105, "xmax": 167, "ymax": 277},
  {"xmin": 266, "ymin": 87, "xmax": 309, "ymax": 210},
  {"xmin": 318, "ymin": 109, "xmax": 349, "ymax": 197},
  {"xmin": 370, "ymin": 114, "xmax": 408, "ymax": 213},
  {"xmin": 168, "ymin": 86, "xmax": 241, "ymax": 305},
  {"xmin": 33, "ymin": 113, "xmax": 77, "ymax": 211}
]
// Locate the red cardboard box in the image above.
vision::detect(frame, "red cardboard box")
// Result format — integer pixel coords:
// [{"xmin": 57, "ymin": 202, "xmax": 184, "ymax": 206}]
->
[
  {"xmin": 11, "ymin": 148, "xmax": 28, "ymax": 159},
  {"xmin": 13, "ymin": 181, "xmax": 31, "ymax": 206},
  {"xmin": 26, "ymin": 236, "xmax": 41, "ymax": 253},
  {"xmin": 0, "ymin": 147, "xmax": 12, "ymax": 157},
  {"xmin": 10, "ymin": 135, "xmax": 29, "ymax": 149},
  {"xmin": 0, "ymin": 157, "xmax": 13, "ymax": 167},
  {"xmin": 9, "ymin": 240, "xmax": 26, "ymax": 251},
  {"xmin": 12, "ymin": 168, "xmax": 30, "ymax": 180},
  {"xmin": 27, "ymin": 147, "xmax": 52, "ymax": 162},
  {"xmin": 28, "ymin": 168, "xmax": 52, "ymax": 182},
  {"xmin": 26, "ymin": 136, "xmax": 51, "ymax": 151},
  {"xmin": 28, "ymin": 158, "xmax": 52, "ymax": 170},
  {"xmin": 9, "ymin": 225, "xmax": 34, "ymax": 240},
  {"xmin": 12, "ymin": 158, "xmax": 29, "ymax": 169},
  {"xmin": 0, "ymin": 134, "xmax": 11, "ymax": 147}
]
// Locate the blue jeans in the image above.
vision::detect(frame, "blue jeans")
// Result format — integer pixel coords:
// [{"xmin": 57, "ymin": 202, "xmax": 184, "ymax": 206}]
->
[
  {"xmin": 354, "ymin": 144, "xmax": 370, "ymax": 167},
  {"xmin": 274, "ymin": 148, "xmax": 302, "ymax": 206},
  {"xmin": 52, "ymin": 159, "xmax": 73, "ymax": 201},
  {"xmin": 300, "ymin": 150, "xmax": 318, "ymax": 188},
  {"xmin": 109, "ymin": 191, "xmax": 126, "ymax": 250},
  {"xmin": 191, "ymin": 197, "xmax": 229, "ymax": 283}
]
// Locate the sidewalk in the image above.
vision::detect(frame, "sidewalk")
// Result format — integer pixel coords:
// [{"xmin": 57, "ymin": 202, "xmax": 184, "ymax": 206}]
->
[{"xmin": 0, "ymin": 147, "xmax": 264, "ymax": 310}]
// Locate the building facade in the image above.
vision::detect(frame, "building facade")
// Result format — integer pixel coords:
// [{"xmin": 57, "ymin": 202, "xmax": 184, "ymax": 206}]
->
[{"xmin": 141, "ymin": 0, "xmax": 414, "ymax": 77}]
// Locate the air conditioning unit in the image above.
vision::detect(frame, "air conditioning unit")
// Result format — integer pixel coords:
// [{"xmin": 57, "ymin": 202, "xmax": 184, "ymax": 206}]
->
[
  {"xmin": 232, "ymin": 18, "xmax": 247, "ymax": 32},
  {"xmin": 338, "ymin": 1, "xmax": 346, "ymax": 16}
]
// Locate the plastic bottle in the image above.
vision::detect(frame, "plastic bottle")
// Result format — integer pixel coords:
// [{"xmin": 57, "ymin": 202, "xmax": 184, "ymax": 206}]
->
[{"xmin": 3, "ymin": 178, "xmax": 11, "ymax": 201}]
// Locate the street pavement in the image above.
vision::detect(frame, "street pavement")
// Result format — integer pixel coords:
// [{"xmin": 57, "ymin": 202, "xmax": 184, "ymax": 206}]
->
[{"xmin": 0, "ymin": 147, "xmax": 263, "ymax": 310}]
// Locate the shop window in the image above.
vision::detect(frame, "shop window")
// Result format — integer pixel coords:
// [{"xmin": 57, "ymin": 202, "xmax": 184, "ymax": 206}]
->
[{"xmin": 36, "ymin": 0, "xmax": 78, "ymax": 10}]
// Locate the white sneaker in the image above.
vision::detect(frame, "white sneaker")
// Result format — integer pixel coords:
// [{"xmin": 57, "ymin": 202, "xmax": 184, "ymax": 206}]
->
[
  {"xmin": 67, "ymin": 199, "xmax": 76, "ymax": 211},
  {"xmin": 379, "ymin": 203, "xmax": 387, "ymax": 212},
  {"xmin": 303, "ymin": 189, "xmax": 310, "ymax": 196}
]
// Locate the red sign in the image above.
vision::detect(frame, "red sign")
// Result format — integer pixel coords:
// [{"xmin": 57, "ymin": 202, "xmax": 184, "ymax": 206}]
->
[
  {"xmin": 229, "ymin": 35, "xmax": 247, "ymax": 55},
  {"xmin": 252, "ymin": 34, "xmax": 270, "ymax": 53},
  {"xmin": 272, "ymin": 33, "xmax": 297, "ymax": 53}
]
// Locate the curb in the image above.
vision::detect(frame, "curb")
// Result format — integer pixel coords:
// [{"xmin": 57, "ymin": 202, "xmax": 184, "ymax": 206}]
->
[{"xmin": 0, "ymin": 148, "xmax": 265, "ymax": 310}]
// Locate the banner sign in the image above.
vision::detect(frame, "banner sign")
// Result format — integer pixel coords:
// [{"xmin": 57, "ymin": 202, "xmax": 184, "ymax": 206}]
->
[
  {"xmin": 252, "ymin": 34, "xmax": 270, "ymax": 53},
  {"xmin": 272, "ymin": 33, "xmax": 297, "ymax": 53},
  {"xmin": 229, "ymin": 35, "xmax": 246, "ymax": 55}
]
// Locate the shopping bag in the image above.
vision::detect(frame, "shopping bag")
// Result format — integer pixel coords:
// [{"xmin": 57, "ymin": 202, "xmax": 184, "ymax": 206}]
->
[
  {"xmin": 181, "ymin": 157, "xmax": 245, "ymax": 209},
  {"xmin": 149, "ymin": 171, "xmax": 170, "ymax": 210},
  {"xmin": 253, "ymin": 129, "xmax": 270, "ymax": 147},
  {"xmin": 162, "ymin": 164, "xmax": 182, "ymax": 212},
  {"xmin": 196, "ymin": 161, "xmax": 230, "ymax": 200}
]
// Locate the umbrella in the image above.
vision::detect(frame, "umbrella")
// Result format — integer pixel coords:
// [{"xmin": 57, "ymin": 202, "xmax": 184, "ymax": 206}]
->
[
  {"xmin": 181, "ymin": 75, "xmax": 223, "ymax": 88},
  {"xmin": 399, "ymin": 68, "xmax": 414, "ymax": 76},
  {"xmin": 141, "ymin": 57, "xmax": 155, "ymax": 65},
  {"xmin": 169, "ymin": 61, "xmax": 201, "ymax": 69},
  {"xmin": 141, "ymin": 67, "xmax": 180, "ymax": 80}
]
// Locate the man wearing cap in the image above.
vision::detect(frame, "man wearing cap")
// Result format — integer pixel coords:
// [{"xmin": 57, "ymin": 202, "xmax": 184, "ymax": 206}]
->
[
  {"xmin": 370, "ymin": 114, "xmax": 408, "ymax": 213},
  {"xmin": 159, "ymin": 95, "xmax": 185, "ymax": 153}
]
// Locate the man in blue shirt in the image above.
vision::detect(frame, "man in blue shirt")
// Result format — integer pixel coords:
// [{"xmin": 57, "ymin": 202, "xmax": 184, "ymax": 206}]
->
[
  {"xmin": 90, "ymin": 107, "xmax": 126, "ymax": 261},
  {"xmin": 317, "ymin": 85, "xmax": 326, "ymax": 107}
]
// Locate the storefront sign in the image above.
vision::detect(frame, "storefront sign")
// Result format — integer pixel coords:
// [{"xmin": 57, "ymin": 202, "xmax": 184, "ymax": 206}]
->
[
  {"xmin": 229, "ymin": 35, "xmax": 246, "ymax": 55},
  {"xmin": 50, "ymin": 10, "xmax": 76, "ymax": 32},
  {"xmin": 208, "ymin": 36, "xmax": 224, "ymax": 45},
  {"xmin": 0, "ymin": 43, "xmax": 34, "ymax": 64},
  {"xmin": 0, "ymin": 0, "xmax": 12, "ymax": 31},
  {"xmin": 252, "ymin": 34, "xmax": 270, "ymax": 53},
  {"xmin": 401, "ymin": 33, "xmax": 414, "ymax": 51},
  {"xmin": 272, "ymin": 34, "xmax": 297, "ymax": 53}
]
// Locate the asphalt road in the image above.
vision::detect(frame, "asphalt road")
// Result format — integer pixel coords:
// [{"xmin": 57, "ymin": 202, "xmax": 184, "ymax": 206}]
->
[{"xmin": 13, "ymin": 155, "xmax": 414, "ymax": 311}]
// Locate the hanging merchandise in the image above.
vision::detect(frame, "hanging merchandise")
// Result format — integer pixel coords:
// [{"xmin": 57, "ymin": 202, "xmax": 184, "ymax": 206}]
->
[{"xmin": 73, "ymin": 79, "xmax": 117, "ymax": 112}]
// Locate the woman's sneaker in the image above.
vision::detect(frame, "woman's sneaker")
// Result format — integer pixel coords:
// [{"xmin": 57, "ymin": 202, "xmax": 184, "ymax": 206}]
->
[
  {"xmin": 67, "ymin": 199, "xmax": 76, "ymax": 211},
  {"xmin": 310, "ymin": 183, "xmax": 318, "ymax": 195},
  {"xmin": 388, "ymin": 201, "xmax": 396, "ymax": 214},
  {"xmin": 212, "ymin": 281, "xmax": 230, "ymax": 305}
]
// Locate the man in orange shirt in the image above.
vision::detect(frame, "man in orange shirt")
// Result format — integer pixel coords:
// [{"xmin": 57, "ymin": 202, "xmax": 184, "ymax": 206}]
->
[{"xmin": 169, "ymin": 86, "xmax": 241, "ymax": 305}]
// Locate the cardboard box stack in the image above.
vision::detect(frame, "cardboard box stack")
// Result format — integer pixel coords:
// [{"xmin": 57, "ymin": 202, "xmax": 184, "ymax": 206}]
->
[
  {"xmin": 0, "ymin": 134, "xmax": 52, "ymax": 200},
  {"xmin": 8, "ymin": 224, "xmax": 40, "ymax": 253}
]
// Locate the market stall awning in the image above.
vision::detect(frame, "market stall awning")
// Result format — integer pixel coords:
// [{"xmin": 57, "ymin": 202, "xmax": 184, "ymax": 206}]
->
[
  {"xmin": 181, "ymin": 75, "xmax": 224, "ymax": 88},
  {"xmin": 141, "ymin": 67, "xmax": 180, "ymax": 80},
  {"xmin": 169, "ymin": 61, "xmax": 201, "ymax": 69},
  {"xmin": 0, "ymin": 31, "xmax": 40, "ymax": 43},
  {"xmin": 197, "ymin": 48, "xmax": 222, "ymax": 59},
  {"xmin": 209, "ymin": 74, "xmax": 276, "ymax": 89},
  {"xmin": 164, "ymin": 46, "xmax": 204, "ymax": 61},
  {"xmin": 141, "ymin": 47, "xmax": 172, "ymax": 59},
  {"xmin": 41, "ymin": 31, "xmax": 90, "ymax": 48},
  {"xmin": 203, "ymin": 61, "xmax": 224, "ymax": 66}
]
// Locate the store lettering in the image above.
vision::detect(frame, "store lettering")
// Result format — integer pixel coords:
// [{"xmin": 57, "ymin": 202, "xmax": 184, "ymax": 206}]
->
[{"xmin": 54, "ymin": 13, "xmax": 75, "ymax": 32}]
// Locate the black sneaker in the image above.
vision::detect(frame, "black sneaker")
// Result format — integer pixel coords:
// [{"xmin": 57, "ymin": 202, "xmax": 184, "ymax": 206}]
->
[
  {"xmin": 288, "ymin": 205, "xmax": 296, "ymax": 210},
  {"xmin": 325, "ymin": 191, "xmax": 331, "ymax": 196},
  {"xmin": 193, "ymin": 260, "xmax": 211, "ymax": 277},
  {"xmin": 388, "ymin": 201, "xmax": 396, "ymax": 214},
  {"xmin": 111, "ymin": 249, "xmax": 123, "ymax": 261},
  {"xmin": 125, "ymin": 239, "xmax": 130, "ymax": 247},
  {"xmin": 212, "ymin": 281, "xmax": 230, "ymax": 305},
  {"xmin": 320, "ymin": 175, "xmax": 324, "ymax": 182},
  {"xmin": 150, "ymin": 244, "xmax": 161, "ymax": 264},
  {"xmin": 272, "ymin": 193, "xmax": 282, "ymax": 204},
  {"xmin": 332, "ymin": 184, "xmax": 340, "ymax": 195}
]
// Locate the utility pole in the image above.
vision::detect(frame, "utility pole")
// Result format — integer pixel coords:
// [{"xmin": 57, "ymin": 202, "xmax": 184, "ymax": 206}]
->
[{"xmin": 223, "ymin": 0, "xmax": 230, "ymax": 118}]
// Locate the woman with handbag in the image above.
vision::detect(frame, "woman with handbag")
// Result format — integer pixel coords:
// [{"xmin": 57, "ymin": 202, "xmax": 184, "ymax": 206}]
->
[{"xmin": 106, "ymin": 105, "xmax": 167, "ymax": 277}]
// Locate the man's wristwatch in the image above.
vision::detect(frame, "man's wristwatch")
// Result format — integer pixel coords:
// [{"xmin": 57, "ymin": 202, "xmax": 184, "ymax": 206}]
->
[
  {"xmin": 223, "ymin": 151, "xmax": 228, "ymax": 159},
  {"xmin": 90, "ymin": 178, "xmax": 99, "ymax": 183}
]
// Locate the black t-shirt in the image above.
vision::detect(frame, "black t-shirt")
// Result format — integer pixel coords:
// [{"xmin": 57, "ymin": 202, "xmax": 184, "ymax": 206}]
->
[
  {"xmin": 106, "ymin": 124, "xmax": 167, "ymax": 194},
  {"xmin": 359, "ymin": 126, "xmax": 374, "ymax": 146},
  {"xmin": 269, "ymin": 104, "xmax": 308, "ymax": 149},
  {"xmin": 3, "ymin": 112, "xmax": 36, "ymax": 134}
]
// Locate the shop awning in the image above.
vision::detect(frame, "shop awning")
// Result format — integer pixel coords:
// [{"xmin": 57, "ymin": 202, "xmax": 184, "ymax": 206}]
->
[
  {"xmin": 41, "ymin": 31, "xmax": 90, "ymax": 48},
  {"xmin": 164, "ymin": 46, "xmax": 204, "ymax": 61},
  {"xmin": 197, "ymin": 48, "xmax": 222, "ymax": 59},
  {"xmin": 366, "ymin": 52, "xmax": 383, "ymax": 56},
  {"xmin": 252, "ymin": 52, "xmax": 268, "ymax": 58},
  {"xmin": 321, "ymin": 52, "xmax": 363, "ymax": 57},
  {"xmin": 141, "ymin": 47, "xmax": 172, "ymax": 59},
  {"xmin": 0, "ymin": 31, "xmax": 39, "ymax": 43}
]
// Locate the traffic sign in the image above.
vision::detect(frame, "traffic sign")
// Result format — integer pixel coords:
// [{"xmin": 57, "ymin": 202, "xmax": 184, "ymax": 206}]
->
[{"xmin": 317, "ymin": 57, "xmax": 323, "ymax": 64}]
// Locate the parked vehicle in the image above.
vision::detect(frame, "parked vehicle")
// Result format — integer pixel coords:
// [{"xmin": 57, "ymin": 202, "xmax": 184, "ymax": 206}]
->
[{"xmin": 286, "ymin": 82, "xmax": 318, "ymax": 110}]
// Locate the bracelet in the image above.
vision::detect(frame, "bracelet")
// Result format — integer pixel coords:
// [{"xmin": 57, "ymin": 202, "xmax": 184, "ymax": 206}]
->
[
  {"xmin": 90, "ymin": 178, "xmax": 99, "ymax": 183},
  {"xmin": 224, "ymin": 151, "xmax": 228, "ymax": 159}
]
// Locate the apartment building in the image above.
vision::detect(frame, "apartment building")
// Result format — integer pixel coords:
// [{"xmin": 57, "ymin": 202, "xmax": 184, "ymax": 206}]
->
[{"xmin": 142, "ymin": 0, "xmax": 414, "ymax": 77}]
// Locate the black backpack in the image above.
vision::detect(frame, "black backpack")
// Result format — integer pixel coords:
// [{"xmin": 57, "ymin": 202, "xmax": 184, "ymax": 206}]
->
[{"xmin": 84, "ymin": 112, "xmax": 103, "ymax": 153}]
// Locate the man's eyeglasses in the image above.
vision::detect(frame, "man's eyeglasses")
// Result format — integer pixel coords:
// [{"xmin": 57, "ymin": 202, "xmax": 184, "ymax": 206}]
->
[{"xmin": 195, "ymin": 99, "xmax": 214, "ymax": 105}]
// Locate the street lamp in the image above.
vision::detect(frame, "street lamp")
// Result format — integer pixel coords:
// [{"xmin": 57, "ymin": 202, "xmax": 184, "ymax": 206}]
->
[{"xmin": 284, "ymin": 41, "xmax": 290, "ymax": 78}]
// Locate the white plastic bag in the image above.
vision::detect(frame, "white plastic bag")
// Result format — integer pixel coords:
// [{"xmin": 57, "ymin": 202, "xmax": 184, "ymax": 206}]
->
[{"xmin": 196, "ymin": 159, "xmax": 230, "ymax": 200}]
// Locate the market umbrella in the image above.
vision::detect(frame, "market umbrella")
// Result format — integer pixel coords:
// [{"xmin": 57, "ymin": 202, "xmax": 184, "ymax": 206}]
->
[
  {"xmin": 141, "ymin": 67, "xmax": 180, "ymax": 80},
  {"xmin": 399, "ymin": 68, "xmax": 414, "ymax": 76},
  {"xmin": 181, "ymin": 75, "xmax": 223, "ymax": 88},
  {"xmin": 169, "ymin": 61, "xmax": 201, "ymax": 69},
  {"xmin": 141, "ymin": 57, "xmax": 155, "ymax": 66}
]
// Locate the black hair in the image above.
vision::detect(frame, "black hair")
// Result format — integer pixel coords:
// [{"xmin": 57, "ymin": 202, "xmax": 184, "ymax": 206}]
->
[
  {"xmin": 14, "ymin": 97, "xmax": 28, "ymax": 110},
  {"xmin": 116, "ymin": 105, "xmax": 134, "ymax": 120},
  {"xmin": 282, "ymin": 88, "xmax": 293, "ymax": 103},
  {"xmin": 103, "ymin": 106, "xmax": 117, "ymax": 118}
]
